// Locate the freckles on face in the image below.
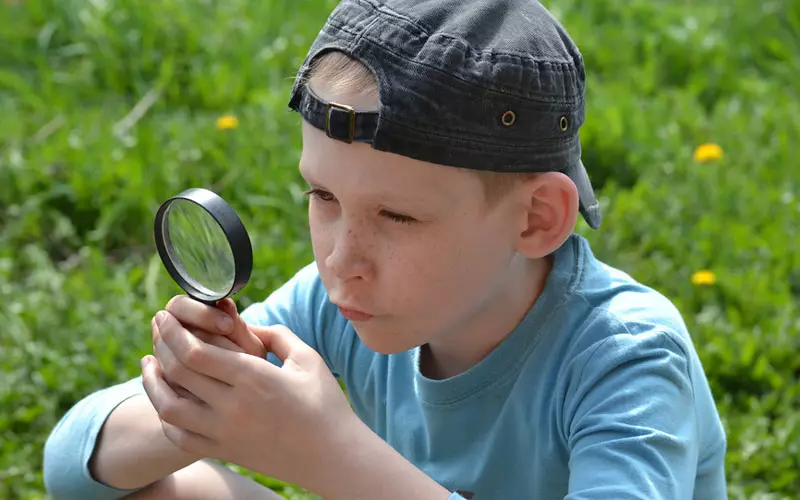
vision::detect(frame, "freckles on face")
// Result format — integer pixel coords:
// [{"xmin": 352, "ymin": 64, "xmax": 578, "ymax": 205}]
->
[{"xmin": 309, "ymin": 206, "xmax": 381, "ymax": 285}]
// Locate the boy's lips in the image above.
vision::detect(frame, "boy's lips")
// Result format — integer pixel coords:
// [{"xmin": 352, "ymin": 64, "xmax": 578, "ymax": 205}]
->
[{"xmin": 336, "ymin": 305, "xmax": 374, "ymax": 321}]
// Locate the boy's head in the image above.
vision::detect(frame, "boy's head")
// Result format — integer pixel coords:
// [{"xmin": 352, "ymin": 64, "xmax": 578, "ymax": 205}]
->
[{"xmin": 288, "ymin": 0, "xmax": 601, "ymax": 355}]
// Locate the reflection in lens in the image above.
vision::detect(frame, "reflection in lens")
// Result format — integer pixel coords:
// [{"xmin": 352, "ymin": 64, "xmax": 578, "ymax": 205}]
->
[{"xmin": 164, "ymin": 200, "xmax": 235, "ymax": 299}]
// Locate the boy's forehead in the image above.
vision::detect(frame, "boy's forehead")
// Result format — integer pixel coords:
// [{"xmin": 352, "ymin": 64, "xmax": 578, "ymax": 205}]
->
[{"xmin": 300, "ymin": 121, "xmax": 473, "ymax": 206}]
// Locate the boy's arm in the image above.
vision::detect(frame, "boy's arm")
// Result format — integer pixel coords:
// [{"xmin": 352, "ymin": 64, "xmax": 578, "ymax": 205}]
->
[
  {"xmin": 563, "ymin": 330, "xmax": 723, "ymax": 499},
  {"xmin": 43, "ymin": 266, "xmax": 335, "ymax": 500},
  {"xmin": 310, "ymin": 415, "xmax": 464, "ymax": 500},
  {"xmin": 126, "ymin": 459, "xmax": 285, "ymax": 500},
  {"xmin": 43, "ymin": 377, "xmax": 201, "ymax": 500},
  {"xmin": 43, "ymin": 319, "xmax": 259, "ymax": 498},
  {"xmin": 89, "ymin": 393, "xmax": 201, "ymax": 489}
]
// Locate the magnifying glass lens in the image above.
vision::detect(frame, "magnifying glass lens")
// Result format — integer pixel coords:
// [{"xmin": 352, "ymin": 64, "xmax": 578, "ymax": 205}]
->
[
  {"xmin": 155, "ymin": 187, "xmax": 252, "ymax": 305},
  {"xmin": 164, "ymin": 199, "xmax": 235, "ymax": 301}
]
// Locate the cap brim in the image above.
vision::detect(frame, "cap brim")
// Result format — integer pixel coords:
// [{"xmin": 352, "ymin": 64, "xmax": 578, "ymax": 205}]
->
[{"xmin": 565, "ymin": 159, "xmax": 602, "ymax": 230}]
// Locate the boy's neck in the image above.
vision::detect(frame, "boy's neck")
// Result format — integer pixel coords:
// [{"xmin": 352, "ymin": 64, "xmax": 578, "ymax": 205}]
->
[{"xmin": 419, "ymin": 253, "xmax": 554, "ymax": 381}]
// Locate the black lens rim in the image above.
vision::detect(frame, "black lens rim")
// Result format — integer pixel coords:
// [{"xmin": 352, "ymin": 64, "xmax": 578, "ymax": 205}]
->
[{"xmin": 154, "ymin": 188, "xmax": 252, "ymax": 305}]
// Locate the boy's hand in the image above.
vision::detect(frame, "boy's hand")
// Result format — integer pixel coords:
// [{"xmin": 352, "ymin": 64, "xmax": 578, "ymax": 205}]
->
[
  {"xmin": 141, "ymin": 311, "xmax": 364, "ymax": 496},
  {"xmin": 164, "ymin": 296, "xmax": 266, "ymax": 358},
  {"xmin": 153, "ymin": 296, "xmax": 266, "ymax": 403}
]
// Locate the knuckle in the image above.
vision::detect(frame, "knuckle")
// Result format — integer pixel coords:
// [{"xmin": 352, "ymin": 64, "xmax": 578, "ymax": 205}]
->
[
  {"xmin": 183, "ymin": 345, "xmax": 206, "ymax": 367},
  {"xmin": 159, "ymin": 400, "xmax": 183, "ymax": 423},
  {"xmin": 271, "ymin": 325, "xmax": 290, "ymax": 335}
]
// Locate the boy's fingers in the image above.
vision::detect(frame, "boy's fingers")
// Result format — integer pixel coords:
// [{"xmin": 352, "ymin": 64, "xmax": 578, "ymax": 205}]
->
[
  {"xmin": 214, "ymin": 299, "xmax": 267, "ymax": 358},
  {"xmin": 156, "ymin": 311, "xmax": 250, "ymax": 385},
  {"xmin": 141, "ymin": 356, "xmax": 217, "ymax": 438},
  {"xmin": 227, "ymin": 321, "xmax": 266, "ymax": 359},
  {"xmin": 154, "ymin": 325, "xmax": 239, "ymax": 402},
  {"xmin": 161, "ymin": 296, "xmax": 264, "ymax": 358},
  {"xmin": 153, "ymin": 331, "xmax": 229, "ymax": 405},
  {"xmin": 249, "ymin": 325, "xmax": 309, "ymax": 363},
  {"xmin": 156, "ymin": 314, "xmax": 244, "ymax": 354},
  {"xmin": 164, "ymin": 295, "xmax": 234, "ymax": 335},
  {"xmin": 188, "ymin": 327, "xmax": 244, "ymax": 353}
]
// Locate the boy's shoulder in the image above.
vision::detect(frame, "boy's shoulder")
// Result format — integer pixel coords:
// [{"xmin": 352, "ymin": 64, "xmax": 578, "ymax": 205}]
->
[
  {"xmin": 552, "ymin": 235, "xmax": 704, "ymax": 388},
  {"xmin": 549, "ymin": 235, "xmax": 700, "ymax": 378}
]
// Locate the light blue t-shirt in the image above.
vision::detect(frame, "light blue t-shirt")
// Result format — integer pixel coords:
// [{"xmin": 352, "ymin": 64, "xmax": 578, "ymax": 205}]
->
[{"xmin": 43, "ymin": 234, "xmax": 728, "ymax": 499}]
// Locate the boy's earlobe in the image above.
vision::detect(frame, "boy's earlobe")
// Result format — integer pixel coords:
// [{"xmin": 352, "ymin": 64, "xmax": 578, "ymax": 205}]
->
[{"xmin": 515, "ymin": 172, "xmax": 579, "ymax": 259}]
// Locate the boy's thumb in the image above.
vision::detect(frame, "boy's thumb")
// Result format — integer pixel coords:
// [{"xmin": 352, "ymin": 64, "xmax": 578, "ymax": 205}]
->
[
  {"xmin": 215, "ymin": 299, "xmax": 266, "ymax": 357},
  {"xmin": 248, "ymin": 324, "xmax": 308, "ymax": 363}
]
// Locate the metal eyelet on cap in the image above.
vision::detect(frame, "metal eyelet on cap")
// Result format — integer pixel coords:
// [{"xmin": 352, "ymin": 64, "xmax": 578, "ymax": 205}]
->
[
  {"xmin": 501, "ymin": 110, "xmax": 516, "ymax": 127},
  {"xmin": 559, "ymin": 116, "xmax": 569, "ymax": 131}
]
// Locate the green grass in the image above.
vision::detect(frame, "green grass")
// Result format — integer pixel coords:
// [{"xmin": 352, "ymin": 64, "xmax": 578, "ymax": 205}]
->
[{"xmin": 1, "ymin": 0, "xmax": 798, "ymax": 498}]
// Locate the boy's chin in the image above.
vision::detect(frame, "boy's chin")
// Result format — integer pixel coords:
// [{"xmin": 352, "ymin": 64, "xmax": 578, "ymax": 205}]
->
[{"xmin": 352, "ymin": 324, "xmax": 422, "ymax": 355}]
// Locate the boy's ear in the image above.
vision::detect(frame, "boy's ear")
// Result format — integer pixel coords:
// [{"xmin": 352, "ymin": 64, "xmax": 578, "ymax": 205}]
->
[{"xmin": 513, "ymin": 172, "xmax": 579, "ymax": 259}]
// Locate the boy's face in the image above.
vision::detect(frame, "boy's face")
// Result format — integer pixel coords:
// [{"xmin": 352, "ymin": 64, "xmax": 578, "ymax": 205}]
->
[{"xmin": 299, "ymin": 121, "xmax": 527, "ymax": 355}]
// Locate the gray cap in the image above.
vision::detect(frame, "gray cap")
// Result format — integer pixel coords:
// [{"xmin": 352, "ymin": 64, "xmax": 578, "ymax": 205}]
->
[{"xmin": 289, "ymin": 0, "xmax": 602, "ymax": 229}]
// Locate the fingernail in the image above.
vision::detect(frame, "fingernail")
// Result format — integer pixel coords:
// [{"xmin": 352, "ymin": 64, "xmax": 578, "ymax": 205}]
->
[
  {"xmin": 141, "ymin": 356, "xmax": 150, "ymax": 369},
  {"xmin": 218, "ymin": 315, "xmax": 233, "ymax": 333}
]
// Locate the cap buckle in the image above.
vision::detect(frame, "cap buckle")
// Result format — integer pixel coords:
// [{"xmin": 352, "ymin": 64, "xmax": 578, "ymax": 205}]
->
[{"xmin": 325, "ymin": 102, "xmax": 356, "ymax": 144}]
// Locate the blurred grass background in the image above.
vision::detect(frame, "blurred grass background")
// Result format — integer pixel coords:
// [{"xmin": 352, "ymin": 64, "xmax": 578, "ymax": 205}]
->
[{"xmin": 1, "ymin": 0, "xmax": 798, "ymax": 498}]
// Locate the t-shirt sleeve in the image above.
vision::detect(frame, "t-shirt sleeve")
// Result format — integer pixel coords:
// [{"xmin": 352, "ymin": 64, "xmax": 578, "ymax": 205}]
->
[
  {"xmin": 562, "ymin": 329, "xmax": 700, "ymax": 500},
  {"xmin": 43, "ymin": 376, "xmax": 147, "ymax": 500},
  {"xmin": 43, "ymin": 263, "xmax": 334, "ymax": 499}
]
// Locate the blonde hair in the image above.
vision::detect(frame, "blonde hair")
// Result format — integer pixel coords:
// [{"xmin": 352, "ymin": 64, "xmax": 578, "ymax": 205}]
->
[{"xmin": 306, "ymin": 51, "xmax": 536, "ymax": 204}]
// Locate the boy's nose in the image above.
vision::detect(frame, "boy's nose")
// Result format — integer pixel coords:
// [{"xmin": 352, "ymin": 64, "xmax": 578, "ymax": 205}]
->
[{"xmin": 325, "ymin": 227, "xmax": 375, "ymax": 282}]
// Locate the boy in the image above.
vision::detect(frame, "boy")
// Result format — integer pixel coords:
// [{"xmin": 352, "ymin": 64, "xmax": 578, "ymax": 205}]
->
[{"xmin": 43, "ymin": 0, "xmax": 728, "ymax": 498}]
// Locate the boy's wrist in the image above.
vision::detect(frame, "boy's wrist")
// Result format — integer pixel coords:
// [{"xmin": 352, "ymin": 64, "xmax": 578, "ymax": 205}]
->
[{"xmin": 90, "ymin": 395, "xmax": 202, "ymax": 490}]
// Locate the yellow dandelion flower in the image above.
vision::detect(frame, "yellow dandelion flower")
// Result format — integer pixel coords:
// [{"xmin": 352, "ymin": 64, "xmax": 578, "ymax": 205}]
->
[
  {"xmin": 693, "ymin": 143, "xmax": 723, "ymax": 163},
  {"xmin": 691, "ymin": 270, "xmax": 717, "ymax": 286},
  {"xmin": 216, "ymin": 115, "xmax": 239, "ymax": 130}
]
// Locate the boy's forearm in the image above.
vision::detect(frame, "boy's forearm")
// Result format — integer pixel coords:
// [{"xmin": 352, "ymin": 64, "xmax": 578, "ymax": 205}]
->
[
  {"xmin": 126, "ymin": 459, "xmax": 285, "ymax": 500},
  {"xmin": 90, "ymin": 394, "xmax": 201, "ymax": 490},
  {"xmin": 311, "ymin": 418, "xmax": 453, "ymax": 500}
]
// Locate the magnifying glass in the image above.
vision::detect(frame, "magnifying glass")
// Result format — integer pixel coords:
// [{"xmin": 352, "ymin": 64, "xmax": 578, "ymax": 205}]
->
[{"xmin": 154, "ymin": 188, "xmax": 253, "ymax": 306}]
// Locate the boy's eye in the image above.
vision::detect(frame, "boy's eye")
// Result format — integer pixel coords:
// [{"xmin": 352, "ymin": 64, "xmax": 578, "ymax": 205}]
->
[
  {"xmin": 303, "ymin": 188, "xmax": 416, "ymax": 224},
  {"xmin": 303, "ymin": 188, "xmax": 335, "ymax": 202},
  {"xmin": 381, "ymin": 210, "xmax": 417, "ymax": 225}
]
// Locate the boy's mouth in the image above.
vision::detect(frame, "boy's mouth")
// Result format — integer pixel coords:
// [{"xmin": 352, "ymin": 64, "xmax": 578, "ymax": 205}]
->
[{"xmin": 336, "ymin": 305, "xmax": 374, "ymax": 322}]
